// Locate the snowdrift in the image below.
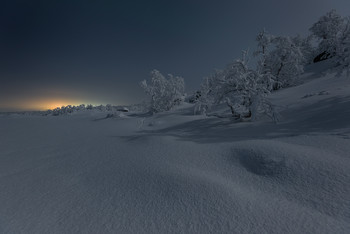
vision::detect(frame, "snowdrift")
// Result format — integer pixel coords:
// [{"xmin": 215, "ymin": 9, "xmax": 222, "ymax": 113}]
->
[{"xmin": 0, "ymin": 68, "xmax": 350, "ymax": 233}]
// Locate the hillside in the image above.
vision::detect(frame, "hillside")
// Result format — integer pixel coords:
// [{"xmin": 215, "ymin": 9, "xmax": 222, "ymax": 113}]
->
[{"xmin": 0, "ymin": 65, "xmax": 350, "ymax": 233}]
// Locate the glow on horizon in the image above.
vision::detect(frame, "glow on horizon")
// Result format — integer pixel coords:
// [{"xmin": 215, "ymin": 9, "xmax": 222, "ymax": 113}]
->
[
  {"xmin": 34, "ymin": 99, "xmax": 109, "ymax": 110},
  {"xmin": 0, "ymin": 86, "xmax": 123, "ymax": 112},
  {"xmin": 1, "ymin": 98, "xmax": 107, "ymax": 111},
  {"xmin": 36, "ymin": 100, "xmax": 83, "ymax": 110}
]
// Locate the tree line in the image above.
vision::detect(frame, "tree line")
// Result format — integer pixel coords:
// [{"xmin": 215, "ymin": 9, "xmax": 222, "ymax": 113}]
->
[{"xmin": 140, "ymin": 10, "xmax": 350, "ymax": 121}]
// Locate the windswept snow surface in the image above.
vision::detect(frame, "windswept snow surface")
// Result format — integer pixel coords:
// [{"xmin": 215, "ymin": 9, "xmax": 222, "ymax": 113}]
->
[{"xmin": 1, "ymin": 70, "xmax": 350, "ymax": 233}]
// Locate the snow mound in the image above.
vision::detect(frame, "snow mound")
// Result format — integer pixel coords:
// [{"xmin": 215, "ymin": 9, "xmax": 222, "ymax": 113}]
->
[
  {"xmin": 231, "ymin": 139, "xmax": 350, "ymax": 221},
  {"xmin": 236, "ymin": 146, "xmax": 287, "ymax": 176}
]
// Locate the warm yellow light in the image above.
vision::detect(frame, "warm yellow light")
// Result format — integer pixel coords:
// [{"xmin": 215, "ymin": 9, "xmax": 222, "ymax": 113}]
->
[
  {"xmin": 17, "ymin": 99, "xmax": 85, "ymax": 111},
  {"xmin": 0, "ymin": 86, "xmax": 108, "ymax": 111},
  {"xmin": 41, "ymin": 102, "xmax": 68, "ymax": 110},
  {"xmin": 35, "ymin": 100, "xmax": 82, "ymax": 110},
  {"xmin": 1, "ymin": 93, "xmax": 106, "ymax": 111}
]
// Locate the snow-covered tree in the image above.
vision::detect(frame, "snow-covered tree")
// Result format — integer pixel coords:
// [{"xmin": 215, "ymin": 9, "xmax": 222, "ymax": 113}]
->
[
  {"xmin": 77, "ymin": 104, "xmax": 86, "ymax": 111},
  {"xmin": 106, "ymin": 104, "xmax": 113, "ymax": 111},
  {"xmin": 254, "ymin": 29, "xmax": 306, "ymax": 90},
  {"xmin": 187, "ymin": 90, "xmax": 201, "ymax": 104},
  {"xmin": 254, "ymin": 30, "xmax": 274, "ymax": 86},
  {"xmin": 308, "ymin": 10, "xmax": 350, "ymax": 74},
  {"xmin": 140, "ymin": 69, "xmax": 185, "ymax": 113},
  {"xmin": 310, "ymin": 9, "xmax": 345, "ymax": 62},
  {"xmin": 262, "ymin": 36, "xmax": 305, "ymax": 90},
  {"xmin": 293, "ymin": 34, "xmax": 316, "ymax": 65},
  {"xmin": 333, "ymin": 17, "xmax": 350, "ymax": 75},
  {"xmin": 197, "ymin": 52, "xmax": 278, "ymax": 121},
  {"xmin": 194, "ymin": 73, "xmax": 218, "ymax": 115},
  {"xmin": 254, "ymin": 29, "xmax": 274, "ymax": 59}
]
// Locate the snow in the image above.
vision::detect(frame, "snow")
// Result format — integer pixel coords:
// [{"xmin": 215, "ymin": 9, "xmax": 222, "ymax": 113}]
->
[{"xmin": 1, "ymin": 67, "xmax": 350, "ymax": 233}]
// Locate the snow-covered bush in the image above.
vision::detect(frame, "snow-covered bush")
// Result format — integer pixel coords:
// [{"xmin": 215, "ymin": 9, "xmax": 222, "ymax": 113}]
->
[
  {"xmin": 140, "ymin": 69, "xmax": 185, "ymax": 113},
  {"xmin": 196, "ymin": 52, "xmax": 278, "ymax": 121}
]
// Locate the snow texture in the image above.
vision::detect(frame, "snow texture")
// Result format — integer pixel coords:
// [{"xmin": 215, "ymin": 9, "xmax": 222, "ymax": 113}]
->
[{"xmin": 1, "ymin": 63, "xmax": 350, "ymax": 233}]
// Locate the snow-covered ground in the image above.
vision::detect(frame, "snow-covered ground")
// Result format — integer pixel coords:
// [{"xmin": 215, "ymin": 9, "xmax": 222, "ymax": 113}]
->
[{"xmin": 1, "ymin": 67, "xmax": 350, "ymax": 233}]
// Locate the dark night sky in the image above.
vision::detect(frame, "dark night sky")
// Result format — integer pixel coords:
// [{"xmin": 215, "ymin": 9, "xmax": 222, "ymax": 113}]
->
[{"xmin": 1, "ymin": 0, "xmax": 350, "ymax": 111}]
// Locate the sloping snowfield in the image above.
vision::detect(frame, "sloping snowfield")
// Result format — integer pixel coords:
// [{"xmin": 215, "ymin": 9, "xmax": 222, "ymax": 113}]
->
[{"xmin": 1, "ymin": 70, "xmax": 350, "ymax": 233}]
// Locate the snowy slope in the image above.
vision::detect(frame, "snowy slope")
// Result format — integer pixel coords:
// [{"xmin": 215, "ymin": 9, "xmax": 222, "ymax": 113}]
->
[{"xmin": 1, "ymin": 68, "xmax": 350, "ymax": 233}]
